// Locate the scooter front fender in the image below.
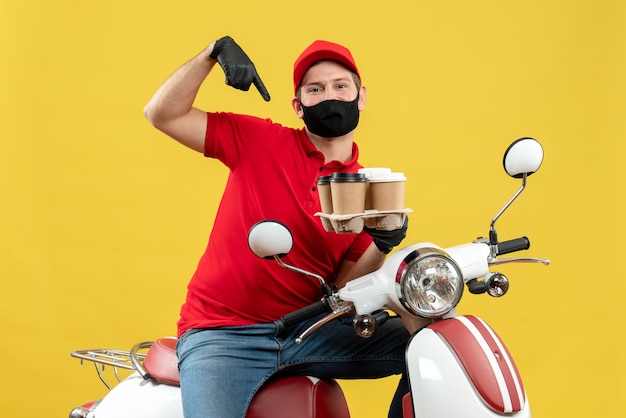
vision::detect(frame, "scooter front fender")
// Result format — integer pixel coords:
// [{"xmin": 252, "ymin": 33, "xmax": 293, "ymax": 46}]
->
[
  {"xmin": 405, "ymin": 315, "xmax": 530, "ymax": 418},
  {"xmin": 88, "ymin": 372, "xmax": 183, "ymax": 418}
]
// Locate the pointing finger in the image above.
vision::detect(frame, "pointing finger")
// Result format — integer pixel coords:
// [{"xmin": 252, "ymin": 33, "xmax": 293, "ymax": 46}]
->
[{"xmin": 252, "ymin": 74, "xmax": 271, "ymax": 102}]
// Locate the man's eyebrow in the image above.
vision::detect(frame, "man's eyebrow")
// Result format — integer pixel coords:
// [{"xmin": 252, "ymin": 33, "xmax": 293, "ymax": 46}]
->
[{"xmin": 305, "ymin": 77, "xmax": 352, "ymax": 86}]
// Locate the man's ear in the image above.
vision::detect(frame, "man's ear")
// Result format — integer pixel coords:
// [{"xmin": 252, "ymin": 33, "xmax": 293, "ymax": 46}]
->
[
  {"xmin": 358, "ymin": 86, "xmax": 367, "ymax": 111},
  {"xmin": 292, "ymin": 97, "xmax": 304, "ymax": 119}
]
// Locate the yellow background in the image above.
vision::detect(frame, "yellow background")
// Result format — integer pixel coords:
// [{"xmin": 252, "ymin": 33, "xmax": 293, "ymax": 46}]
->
[{"xmin": 1, "ymin": 0, "xmax": 625, "ymax": 417}]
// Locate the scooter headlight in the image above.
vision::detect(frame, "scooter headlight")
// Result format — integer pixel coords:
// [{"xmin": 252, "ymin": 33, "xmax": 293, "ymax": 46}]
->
[{"xmin": 396, "ymin": 247, "xmax": 464, "ymax": 318}]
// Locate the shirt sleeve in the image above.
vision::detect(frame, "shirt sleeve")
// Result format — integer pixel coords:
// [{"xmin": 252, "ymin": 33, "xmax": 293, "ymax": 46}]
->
[
  {"xmin": 204, "ymin": 112, "xmax": 275, "ymax": 169},
  {"xmin": 343, "ymin": 230, "xmax": 373, "ymax": 262}
]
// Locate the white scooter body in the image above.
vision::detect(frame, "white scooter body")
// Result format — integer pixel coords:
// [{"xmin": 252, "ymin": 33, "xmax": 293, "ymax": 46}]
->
[
  {"xmin": 339, "ymin": 242, "xmax": 491, "ymax": 322},
  {"xmin": 339, "ymin": 242, "xmax": 530, "ymax": 417},
  {"xmin": 86, "ymin": 373, "xmax": 183, "ymax": 418},
  {"xmin": 405, "ymin": 318, "xmax": 530, "ymax": 418}
]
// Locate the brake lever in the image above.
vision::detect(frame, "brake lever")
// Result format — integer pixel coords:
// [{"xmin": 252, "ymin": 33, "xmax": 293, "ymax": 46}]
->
[
  {"xmin": 491, "ymin": 257, "xmax": 550, "ymax": 266},
  {"xmin": 295, "ymin": 302, "xmax": 355, "ymax": 344}
]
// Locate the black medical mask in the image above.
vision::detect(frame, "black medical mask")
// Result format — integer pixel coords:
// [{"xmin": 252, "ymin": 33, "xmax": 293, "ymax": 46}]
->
[{"xmin": 300, "ymin": 95, "xmax": 360, "ymax": 138}]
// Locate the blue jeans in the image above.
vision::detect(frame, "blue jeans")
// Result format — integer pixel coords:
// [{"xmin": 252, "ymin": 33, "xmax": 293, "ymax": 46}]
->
[{"xmin": 176, "ymin": 313, "xmax": 410, "ymax": 418}]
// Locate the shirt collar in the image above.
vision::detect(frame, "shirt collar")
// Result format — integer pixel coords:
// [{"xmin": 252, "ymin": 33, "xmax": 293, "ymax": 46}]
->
[{"xmin": 298, "ymin": 128, "xmax": 360, "ymax": 170}]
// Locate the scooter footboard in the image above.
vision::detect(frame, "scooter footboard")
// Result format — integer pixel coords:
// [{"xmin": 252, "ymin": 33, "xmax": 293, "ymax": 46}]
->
[{"xmin": 405, "ymin": 315, "xmax": 530, "ymax": 418}]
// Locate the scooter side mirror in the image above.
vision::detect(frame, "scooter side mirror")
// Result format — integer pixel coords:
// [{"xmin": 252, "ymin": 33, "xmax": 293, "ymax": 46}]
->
[
  {"xmin": 490, "ymin": 137, "xmax": 544, "ymax": 245},
  {"xmin": 503, "ymin": 137, "xmax": 544, "ymax": 178},
  {"xmin": 247, "ymin": 220, "xmax": 293, "ymax": 260}
]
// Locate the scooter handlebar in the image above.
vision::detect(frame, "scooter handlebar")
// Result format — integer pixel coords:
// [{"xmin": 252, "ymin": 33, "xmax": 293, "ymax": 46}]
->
[
  {"xmin": 497, "ymin": 237, "xmax": 530, "ymax": 255},
  {"xmin": 280, "ymin": 299, "xmax": 331, "ymax": 329}
]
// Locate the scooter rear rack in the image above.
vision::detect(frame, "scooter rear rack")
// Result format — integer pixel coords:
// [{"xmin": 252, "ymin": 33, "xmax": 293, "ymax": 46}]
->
[{"xmin": 71, "ymin": 348, "xmax": 146, "ymax": 390}]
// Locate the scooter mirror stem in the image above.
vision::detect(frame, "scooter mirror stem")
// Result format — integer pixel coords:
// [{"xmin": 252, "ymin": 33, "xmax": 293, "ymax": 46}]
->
[
  {"xmin": 274, "ymin": 255, "xmax": 332, "ymax": 296},
  {"xmin": 489, "ymin": 173, "xmax": 528, "ymax": 246}
]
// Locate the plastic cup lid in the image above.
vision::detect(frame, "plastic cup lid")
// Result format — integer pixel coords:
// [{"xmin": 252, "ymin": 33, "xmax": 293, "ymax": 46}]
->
[
  {"xmin": 330, "ymin": 172, "xmax": 367, "ymax": 182},
  {"xmin": 367, "ymin": 171, "xmax": 406, "ymax": 182},
  {"xmin": 358, "ymin": 167, "xmax": 392, "ymax": 177}
]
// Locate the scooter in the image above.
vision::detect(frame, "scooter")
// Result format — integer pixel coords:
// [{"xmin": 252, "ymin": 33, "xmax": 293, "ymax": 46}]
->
[{"xmin": 69, "ymin": 137, "xmax": 548, "ymax": 418}]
